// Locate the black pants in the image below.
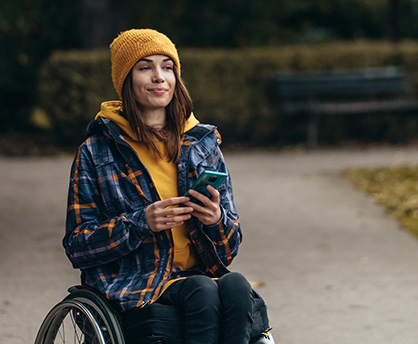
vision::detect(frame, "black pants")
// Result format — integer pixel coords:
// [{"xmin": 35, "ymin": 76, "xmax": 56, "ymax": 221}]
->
[{"xmin": 157, "ymin": 272, "xmax": 254, "ymax": 344}]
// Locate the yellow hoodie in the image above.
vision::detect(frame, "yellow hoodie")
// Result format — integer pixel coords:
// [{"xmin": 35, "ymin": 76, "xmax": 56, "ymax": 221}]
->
[{"xmin": 96, "ymin": 101, "xmax": 200, "ymax": 271}]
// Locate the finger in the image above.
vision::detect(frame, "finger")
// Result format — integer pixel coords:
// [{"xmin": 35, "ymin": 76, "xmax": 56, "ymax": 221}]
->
[
  {"xmin": 187, "ymin": 189, "xmax": 209, "ymax": 205},
  {"xmin": 165, "ymin": 212, "xmax": 193, "ymax": 225},
  {"xmin": 165, "ymin": 220, "xmax": 187, "ymax": 228},
  {"xmin": 190, "ymin": 208, "xmax": 221, "ymax": 226},
  {"xmin": 187, "ymin": 201, "xmax": 214, "ymax": 218},
  {"xmin": 164, "ymin": 206, "xmax": 194, "ymax": 216},
  {"xmin": 206, "ymin": 185, "xmax": 220, "ymax": 200},
  {"xmin": 153, "ymin": 210, "xmax": 192, "ymax": 227},
  {"xmin": 159, "ymin": 196, "xmax": 191, "ymax": 208},
  {"xmin": 182, "ymin": 200, "xmax": 200, "ymax": 208},
  {"xmin": 151, "ymin": 213, "xmax": 192, "ymax": 232}
]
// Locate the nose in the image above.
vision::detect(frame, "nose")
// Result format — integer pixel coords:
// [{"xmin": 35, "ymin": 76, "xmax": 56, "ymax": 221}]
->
[{"xmin": 152, "ymin": 67, "xmax": 165, "ymax": 83}]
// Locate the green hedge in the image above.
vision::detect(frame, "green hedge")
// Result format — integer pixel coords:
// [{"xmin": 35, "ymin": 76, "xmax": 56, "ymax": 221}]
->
[{"xmin": 37, "ymin": 41, "xmax": 418, "ymax": 148}]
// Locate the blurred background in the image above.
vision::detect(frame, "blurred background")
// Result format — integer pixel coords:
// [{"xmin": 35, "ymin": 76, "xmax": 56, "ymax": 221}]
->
[
  {"xmin": 3, "ymin": 0, "xmax": 418, "ymax": 154},
  {"xmin": 5, "ymin": 2, "xmax": 418, "ymax": 344}
]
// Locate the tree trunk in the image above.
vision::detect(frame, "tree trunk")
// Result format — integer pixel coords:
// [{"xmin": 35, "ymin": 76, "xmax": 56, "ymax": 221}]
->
[
  {"xmin": 78, "ymin": 0, "xmax": 129, "ymax": 48},
  {"xmin": 389, "ymin": 0, "xmax": 401, "ymax": 42}
]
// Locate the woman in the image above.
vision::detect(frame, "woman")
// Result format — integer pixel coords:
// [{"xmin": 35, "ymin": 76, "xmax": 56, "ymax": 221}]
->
[{"xmin": 64, "ymin": 28, "xmax": 265, "ymax": 344}]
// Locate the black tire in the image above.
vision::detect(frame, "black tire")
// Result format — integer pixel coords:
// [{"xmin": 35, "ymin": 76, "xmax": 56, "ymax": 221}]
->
[{"xmin": 34, "ymin": 286, "xmax": 125, "ymax": 344}]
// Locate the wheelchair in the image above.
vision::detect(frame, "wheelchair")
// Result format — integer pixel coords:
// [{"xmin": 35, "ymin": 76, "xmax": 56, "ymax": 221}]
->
[{"xmin": 35, "ymin": 285, "xmax": 275, "ymax": 344}]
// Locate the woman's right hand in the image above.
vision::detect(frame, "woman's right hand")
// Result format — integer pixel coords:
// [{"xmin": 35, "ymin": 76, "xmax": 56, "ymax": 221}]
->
[{"xmin": 145, "ymin": 197, "xmax": 194, "ymax": 232}]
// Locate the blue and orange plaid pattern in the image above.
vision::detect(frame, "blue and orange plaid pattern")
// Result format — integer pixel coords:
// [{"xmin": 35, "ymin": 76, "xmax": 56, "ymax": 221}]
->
[{"xmin": 64, "ymin": 119, "xmax": 242, "ymax": 310}]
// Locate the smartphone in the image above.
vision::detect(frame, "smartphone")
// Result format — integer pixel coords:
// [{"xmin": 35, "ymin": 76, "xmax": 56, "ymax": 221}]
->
[{"xmin": 185, "ymin": 170, "xmax": 228, "ymax": 205}]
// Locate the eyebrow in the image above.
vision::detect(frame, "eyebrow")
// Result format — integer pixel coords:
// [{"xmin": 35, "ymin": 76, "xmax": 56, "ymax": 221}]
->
[{"xmin": 138, "ymin": 57, "xmax": 173, "ymax": 63}]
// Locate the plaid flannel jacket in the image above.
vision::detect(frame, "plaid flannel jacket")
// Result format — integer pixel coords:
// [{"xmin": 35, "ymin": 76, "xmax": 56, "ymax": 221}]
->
[{"xmin": 64, "ymin": 118, "xmax": 242, "ymax": 310}]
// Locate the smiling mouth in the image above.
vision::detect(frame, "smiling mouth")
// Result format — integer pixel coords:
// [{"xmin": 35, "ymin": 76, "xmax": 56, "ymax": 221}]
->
[{"xmin": 149, "ymin": 88, "xmax": 168, "ymax": 94}]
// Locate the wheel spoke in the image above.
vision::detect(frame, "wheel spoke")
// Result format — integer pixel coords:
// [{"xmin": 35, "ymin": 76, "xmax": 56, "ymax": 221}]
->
[
  {"xmin": 69, "ymin": 311, "xmax": 83, "ymax": 344},
  {"xmin": 35, "ymin": 293, "xmax": 124, "ymax": 344}
]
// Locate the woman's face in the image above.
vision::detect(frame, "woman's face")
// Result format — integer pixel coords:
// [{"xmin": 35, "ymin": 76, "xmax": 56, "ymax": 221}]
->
[{"xmin": 131, "ymin": 54, "xmax": 176, "ymax": 112}]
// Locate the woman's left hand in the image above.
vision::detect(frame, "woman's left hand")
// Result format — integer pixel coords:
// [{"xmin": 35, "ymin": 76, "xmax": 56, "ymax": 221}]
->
[{"xmin": 183, "ymin": 185, "xmax": 222, "ymax": 225}]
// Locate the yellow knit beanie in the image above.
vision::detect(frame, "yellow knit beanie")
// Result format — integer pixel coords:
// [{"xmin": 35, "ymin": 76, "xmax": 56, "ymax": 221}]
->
[{"xmin": 110, "ymin": 28, "xmax": 180, "ymax": 100}]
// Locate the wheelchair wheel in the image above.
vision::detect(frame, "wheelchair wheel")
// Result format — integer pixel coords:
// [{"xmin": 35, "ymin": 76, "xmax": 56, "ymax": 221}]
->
[{"xmin": 35, "ymin": 286, "xmax": 125, "ymax": 344}]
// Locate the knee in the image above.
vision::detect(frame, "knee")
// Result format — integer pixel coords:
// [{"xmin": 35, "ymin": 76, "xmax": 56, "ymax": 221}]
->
[
  {"xmin": 217, "ymin": 272, "xmax": 253, "ymax": 310},
  {"xmin": 181, "ymin": 275, "xmax": 219, "ymax": 305},
  {"xmin": 218, "ymin": 272, "xmax": 252, "ymax": 295}
]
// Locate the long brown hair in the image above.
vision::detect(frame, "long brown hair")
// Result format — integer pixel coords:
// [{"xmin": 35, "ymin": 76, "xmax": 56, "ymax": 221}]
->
[{"xmin": 121, "ymin": 64, "xmax": 193, "ymax": 162}]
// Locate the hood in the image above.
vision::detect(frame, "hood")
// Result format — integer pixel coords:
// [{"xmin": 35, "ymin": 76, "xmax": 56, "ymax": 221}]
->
[{"xmin": 95, "ymin": 101, "xmax": 199, "ymax": 140}]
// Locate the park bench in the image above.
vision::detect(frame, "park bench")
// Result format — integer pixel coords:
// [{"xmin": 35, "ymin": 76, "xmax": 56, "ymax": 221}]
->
[{"xmin": 275, "ymin": 66, "xmax": 418, "ymax": 148}]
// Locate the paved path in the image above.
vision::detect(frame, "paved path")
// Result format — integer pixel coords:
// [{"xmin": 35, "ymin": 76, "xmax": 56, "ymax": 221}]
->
[{"xmin": 2, "ymin": 147, "xmax": 418, "ymax": 343}]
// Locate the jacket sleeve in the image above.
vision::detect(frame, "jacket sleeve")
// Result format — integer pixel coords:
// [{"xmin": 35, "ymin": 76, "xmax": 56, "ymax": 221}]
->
[
  {"xmin": 201, "ymin": 146, "xmax": 242, "ymax": 267},
  {"xmin": 63, "ymin": 143, "xmax": 154, "ymax": 270}
]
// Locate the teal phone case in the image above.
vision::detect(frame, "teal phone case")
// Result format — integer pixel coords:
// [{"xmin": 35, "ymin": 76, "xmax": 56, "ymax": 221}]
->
[{"xmin": 185, "ymin": 170, "xmax": 228, "ymax": 203}]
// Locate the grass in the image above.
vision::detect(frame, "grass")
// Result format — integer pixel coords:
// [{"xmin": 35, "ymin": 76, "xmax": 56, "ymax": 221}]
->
[{"xmin": 344, "ymin": 164, "xmax": 418, "ymax": 238}]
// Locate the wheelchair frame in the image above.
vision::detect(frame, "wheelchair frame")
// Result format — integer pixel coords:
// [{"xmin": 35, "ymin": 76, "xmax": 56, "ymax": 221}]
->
[{"xmin": 35, "ymin": 285, "xmax": 275, "ymax": 344}]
